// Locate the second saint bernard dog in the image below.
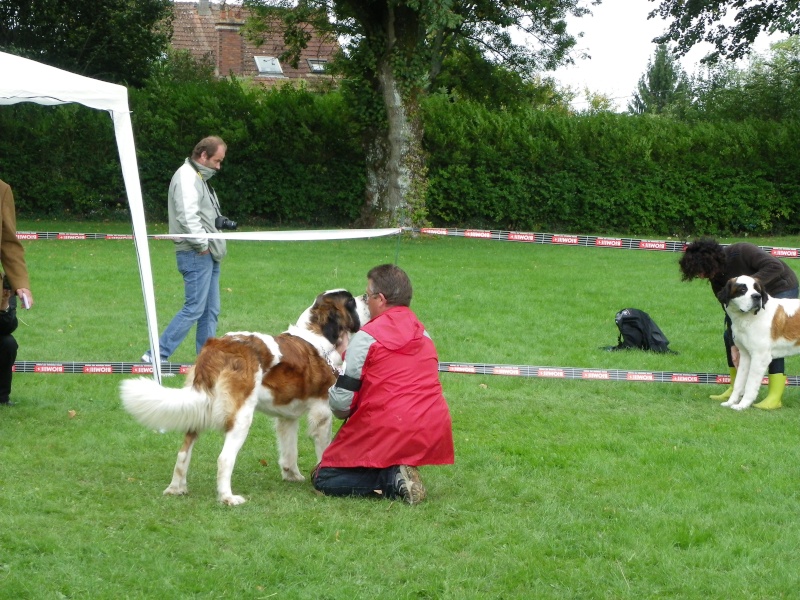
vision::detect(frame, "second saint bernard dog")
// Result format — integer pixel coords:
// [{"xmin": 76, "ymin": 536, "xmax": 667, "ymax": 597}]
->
[
  {"xmin": 120, "ymin": 289, "xmax": 370, "ymax": 505},
  {"xmin": 716, "ymin": 275, "xmax": 800, "ymax": 410}
]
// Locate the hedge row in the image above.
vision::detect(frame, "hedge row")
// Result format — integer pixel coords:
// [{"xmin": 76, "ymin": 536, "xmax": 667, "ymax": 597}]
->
[
  {"xmin": 423, "ymin": 96, "xmax": 800, "ymax": 236},
  {"xmin": 0, "ymin": 79, "xmax": 366, "ymax": 226},
  {"xmin": 1, "ymin": 80, "xmax": 798, "ymax": 236}
]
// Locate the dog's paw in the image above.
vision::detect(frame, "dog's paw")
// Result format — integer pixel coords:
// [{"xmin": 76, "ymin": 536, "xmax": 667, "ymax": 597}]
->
[
  {"xmin": 720, "ymin": 400, "xmax": 735, "ymax": 407},
  {"xmin": 221, "ymin": 494, "xmax": 247, "ymax": 506},
  {"xmin": 281, "ymin": 467, "xmax": 305, "ymax": 482},
  {"xmin": 163, "ymin": 484, "xmax": 188, "ymax": 496},
  {"xmin": 731, "ymin": 404, "xmax": 749, "ymax": 411}
]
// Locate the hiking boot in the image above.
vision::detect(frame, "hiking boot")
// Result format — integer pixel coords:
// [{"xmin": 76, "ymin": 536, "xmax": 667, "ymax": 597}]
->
[{"xmin": 395, "ymin": 465, "xmax": 427, "ymax": 505}]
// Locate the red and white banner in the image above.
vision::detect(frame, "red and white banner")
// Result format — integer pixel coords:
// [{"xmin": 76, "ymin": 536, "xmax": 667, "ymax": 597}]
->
[
  {"xmin": 16, "ymin": 228, "xmax": 800, "ymax": 259},
  {"xmin": 13, "ymin": 359, "xmax": 796, "ymax": 387}
]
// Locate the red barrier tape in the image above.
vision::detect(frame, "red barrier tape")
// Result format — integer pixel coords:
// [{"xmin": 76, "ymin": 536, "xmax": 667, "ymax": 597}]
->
[
  {"xmin": 417, "ymin": 228, "xmax": 800, "ymax": 258},
  {"xmin": 437, "ymin": 362, "xmax": 771, "ymax": 385},
  {"xmin": 12, "ymin": 361, "xmax": 193, "ymax": 375},
  {"xmin": 11, "ymin": 360, "xmax": 792, "ymax": 388},
  {"xmin": 16, "ymin": 229, "xmax": 800, "ymax": 258}
]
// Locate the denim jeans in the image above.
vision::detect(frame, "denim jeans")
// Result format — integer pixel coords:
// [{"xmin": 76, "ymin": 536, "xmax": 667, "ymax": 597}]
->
[
  {"xmin": 312, "ymin": 465, "xmax": 402, "ymax": 500},
  {"xmin": 156, "ymin": 250, "xmax": 221, "ymax": 360}
]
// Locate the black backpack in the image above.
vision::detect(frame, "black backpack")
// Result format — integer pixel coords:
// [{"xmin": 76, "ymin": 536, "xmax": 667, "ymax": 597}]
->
[{"xmin": 609, "ymin": 308, "xmax": 674, "ymax": 353}]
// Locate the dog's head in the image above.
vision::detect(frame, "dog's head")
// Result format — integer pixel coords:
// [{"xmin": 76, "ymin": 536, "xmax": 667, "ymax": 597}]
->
[
  {"xmin": 716, "ymin": 275, "xmax": 768, "ymax": 314},
  {"xmin": 303, "ymin": 288, "xmax": 366, "ymax": 346}
]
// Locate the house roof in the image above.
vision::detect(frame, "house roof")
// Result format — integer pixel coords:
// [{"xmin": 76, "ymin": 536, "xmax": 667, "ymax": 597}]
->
[{"xmin": 172, "ymin": 2, "xmax": 337, "ymax": 80}]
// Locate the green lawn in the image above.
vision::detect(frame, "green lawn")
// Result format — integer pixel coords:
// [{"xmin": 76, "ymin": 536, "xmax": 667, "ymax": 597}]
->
[{"xmin": 2, "ymin": 222, "xmax": 800, "ymax": 598}]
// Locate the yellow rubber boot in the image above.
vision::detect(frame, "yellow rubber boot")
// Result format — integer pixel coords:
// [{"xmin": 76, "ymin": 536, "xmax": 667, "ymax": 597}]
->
[
  {"xmin": 710, "ymin": 368, "xmax": 737, "ymax": 401},
  {"xmin": 754, "ymin": 373, "xmax": 786, "ymax": 410}
]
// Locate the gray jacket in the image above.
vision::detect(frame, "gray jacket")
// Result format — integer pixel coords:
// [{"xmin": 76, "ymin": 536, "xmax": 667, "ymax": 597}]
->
[{"xmin": 167, "ymin": 158, "xmax": 227, "ymax": 262}]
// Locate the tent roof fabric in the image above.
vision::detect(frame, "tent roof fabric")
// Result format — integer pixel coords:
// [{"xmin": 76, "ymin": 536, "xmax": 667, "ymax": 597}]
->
[{"xmin": 0, "ymin": 51, "xmax": 130, "ymax": 113}]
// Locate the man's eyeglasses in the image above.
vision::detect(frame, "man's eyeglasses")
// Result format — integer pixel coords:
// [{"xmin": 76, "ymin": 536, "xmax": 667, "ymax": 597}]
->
[{"xmin": 366, "ymin": 290, "xmax": 381, "ymax": 299}]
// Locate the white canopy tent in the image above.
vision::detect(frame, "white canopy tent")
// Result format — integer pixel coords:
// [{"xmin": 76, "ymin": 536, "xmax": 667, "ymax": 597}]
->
[
  {"xmin": 0, "ymin": 51, "xmax": 402, "ymax": 383},
  {"xmin": 0, "ymin": 51, "xmax": 165, "ymax": 380}
]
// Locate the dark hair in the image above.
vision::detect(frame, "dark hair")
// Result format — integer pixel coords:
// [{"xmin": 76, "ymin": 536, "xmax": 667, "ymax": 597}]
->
[
  {"xmin": 191, "ymin": 136, "xmax": 226, "ymax": 160},
  {"xmin": 367, "ymin": 264, "xmax": 412, "ymax": 307},
  {"xmin": 679, "ymin": 237, "xmax": 726, "ymax": 281}
]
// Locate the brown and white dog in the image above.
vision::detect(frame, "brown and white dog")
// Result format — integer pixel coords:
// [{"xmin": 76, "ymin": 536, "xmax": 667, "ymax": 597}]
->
[
  {"xmin": 716, "ymin": 275, "xmax": 800, "ymax": 410},
  {"xmin": 120, "ymin": 289, "xmax": 370, "ymax": 505}
]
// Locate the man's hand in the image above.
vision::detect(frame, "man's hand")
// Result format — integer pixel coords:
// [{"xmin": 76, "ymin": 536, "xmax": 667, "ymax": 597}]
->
[{"xmin": 16, "ymin": 288, "xmax": 32, "ymax": 309}]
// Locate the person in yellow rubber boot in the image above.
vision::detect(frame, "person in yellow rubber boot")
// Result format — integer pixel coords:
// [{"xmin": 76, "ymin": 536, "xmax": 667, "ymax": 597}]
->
[{"xmin": 679, "ymin": 237, "xmax": 798, "ymax": 409}]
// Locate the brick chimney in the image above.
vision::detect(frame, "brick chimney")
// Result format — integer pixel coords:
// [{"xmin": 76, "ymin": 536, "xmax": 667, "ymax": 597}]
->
[{"xmin": 215, "ymin": 11, "xmax": 245, "ymax": 77}]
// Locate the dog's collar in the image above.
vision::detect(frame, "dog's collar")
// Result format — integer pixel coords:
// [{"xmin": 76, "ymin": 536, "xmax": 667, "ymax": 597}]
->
[
  {"xmin": 321, "ymin": 347, "xmax": 343, "ymax": 375},
  {"xmin": 285, "ymin": 325, "xmax": 342, "ymax": 374}
]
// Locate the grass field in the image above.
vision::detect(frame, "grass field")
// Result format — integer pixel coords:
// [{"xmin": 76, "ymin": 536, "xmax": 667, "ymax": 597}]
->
[{"xmin": 2, "ymin": 221, "xmax": 800, "ymax": 598}]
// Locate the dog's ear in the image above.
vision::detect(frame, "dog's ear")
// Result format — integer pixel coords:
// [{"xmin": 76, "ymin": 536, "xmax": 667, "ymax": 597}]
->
[
  {"xmin": 345, "ymin": 296, "xmax": 360, "ymax": 331},
  {"xmin": 716, "ymin": 279, "xmax": 734, "ymax": 307},
  {"xmin": 319, "ymin": 304, "xmax": 343, "ymax": 345},
  {"xmin": 312, "ymin": 292, "xmax": 326, "ymax": 309},
  {"xmin": 754, "ymin": 279, "xmax": 768, "ymax": 310}
]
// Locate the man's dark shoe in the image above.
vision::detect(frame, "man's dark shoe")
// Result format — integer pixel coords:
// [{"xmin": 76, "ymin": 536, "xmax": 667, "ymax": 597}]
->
[
  {"xmin": 395, "ymin": 465, "xmax": 427, "ymax": 505},
  {"xmin": 0, "ymin": 398, "xmax": 15, "ymax": 406}
]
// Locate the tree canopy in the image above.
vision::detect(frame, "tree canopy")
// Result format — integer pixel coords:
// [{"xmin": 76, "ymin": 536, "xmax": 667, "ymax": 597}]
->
[
  {"xmin": 650, "ymin": 0, "xmax": 800, "ymax": 62},
  {"xmin": 687, "ymin": 36, "xmax": 800, "ymax": 121},
  {"xmin": 628, "ymin": 44, "xmax": 690, "ymax": 115},
  {"xmin": 244, "ymin": 0, "xmax": 590, "ymax": 91},
  {"xmin": 0, "ymin": 0, "xmax": 173, "ymax": 86},
  {"xmin": 243, "ymin": 0, "xmax": 592, "ymax": 225}
]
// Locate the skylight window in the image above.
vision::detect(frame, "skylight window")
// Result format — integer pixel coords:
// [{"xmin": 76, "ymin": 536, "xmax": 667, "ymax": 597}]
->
[
  {"xmin": 254, "ymin": 56, "xmax": 283, "ymax": 76},
  {"xmin": 307, "ymin": 59, "xmax": 328, "ymax": 74}
]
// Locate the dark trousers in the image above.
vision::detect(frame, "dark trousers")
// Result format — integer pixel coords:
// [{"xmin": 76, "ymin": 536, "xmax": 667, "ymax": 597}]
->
[
  {"xmin": 312, "ymin": 465, "xmax": 402, "ymax": 500},
  {"xmin": 0, "ymin": 334, "xmax": 17, "ymax": 402},
  {"xmin": 724, "ymin": 286, "xmax": 799, "ymax": 374}
]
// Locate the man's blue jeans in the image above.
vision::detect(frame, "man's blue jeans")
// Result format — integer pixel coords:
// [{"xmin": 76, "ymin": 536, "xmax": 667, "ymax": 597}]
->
[
  {"xmin": 156, "ymin": 250, "xmax": 220, "ymax": 360},
  {"xmin": 312, "ymin": 465, "xmax": 403, "ymax": 500}
]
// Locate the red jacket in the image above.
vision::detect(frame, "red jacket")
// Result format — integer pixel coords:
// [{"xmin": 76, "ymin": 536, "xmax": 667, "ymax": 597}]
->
[{"xmin": 320, "ymin": 306, "xmax": 454, "ymax": 468}]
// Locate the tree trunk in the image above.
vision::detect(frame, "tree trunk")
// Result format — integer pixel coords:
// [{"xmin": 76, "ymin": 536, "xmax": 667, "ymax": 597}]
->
[{"xmin": 360, "ymin": 7, "xmax": 428, "ymax": 229}]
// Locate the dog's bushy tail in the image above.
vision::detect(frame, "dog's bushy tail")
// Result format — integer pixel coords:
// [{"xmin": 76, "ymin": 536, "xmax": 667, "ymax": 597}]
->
[{"xmin": 120, "ymin": 377, "xmax": 216, "ymax": 432}]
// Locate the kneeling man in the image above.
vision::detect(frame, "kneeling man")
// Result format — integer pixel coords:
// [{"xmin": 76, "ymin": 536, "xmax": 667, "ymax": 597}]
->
[{"xmin": 312, "ymin": 264, "xmax": 454, "ymax": 504}]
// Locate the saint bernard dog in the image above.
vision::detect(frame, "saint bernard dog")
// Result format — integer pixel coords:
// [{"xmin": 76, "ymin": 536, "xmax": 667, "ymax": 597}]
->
[
  {"xmin": 120, "ymin": 289, "xmax": 370, "ymax": 505},
  {"xmin": 716, "ymin": 275, "xmax": 800, "ymax": 410}
]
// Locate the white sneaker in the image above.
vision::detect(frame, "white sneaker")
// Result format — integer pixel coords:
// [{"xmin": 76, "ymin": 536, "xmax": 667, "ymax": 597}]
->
[{"xmin": 140, "ymin": 352, "xmax": 174, "ymax": 377}]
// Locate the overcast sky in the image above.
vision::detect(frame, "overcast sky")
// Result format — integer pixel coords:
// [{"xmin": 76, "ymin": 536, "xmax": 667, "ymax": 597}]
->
[{"xmin": 549, "ymin": 1, "xmax": 779, "ymax": 111}]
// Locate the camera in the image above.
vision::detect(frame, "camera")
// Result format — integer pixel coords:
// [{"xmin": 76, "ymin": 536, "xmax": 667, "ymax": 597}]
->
[{"xmin": 215, "ymin": 215, "xmax": 238, "ymax": 231}]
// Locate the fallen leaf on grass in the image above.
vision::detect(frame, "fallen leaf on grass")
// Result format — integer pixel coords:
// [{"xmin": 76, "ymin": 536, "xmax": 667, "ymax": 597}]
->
[{"xmin": 68, "ymin": 410, "xmax": 77, "ymax": 418}]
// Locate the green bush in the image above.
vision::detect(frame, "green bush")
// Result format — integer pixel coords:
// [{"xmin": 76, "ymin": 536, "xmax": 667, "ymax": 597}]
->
[
  {"xmin": 422, "ymin": 96, "xmax": 800, "ymax": 236},
  {"xmin": 2, "ymin": 77, "xmax": 799, "ymax": 236},
  {"xmin": 130, "ymin": 78, "xmax": 366, "ymax": 225},
  {"xmin": 0, "ymin": 76, "xmax": 366, "ymax": 226}
]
